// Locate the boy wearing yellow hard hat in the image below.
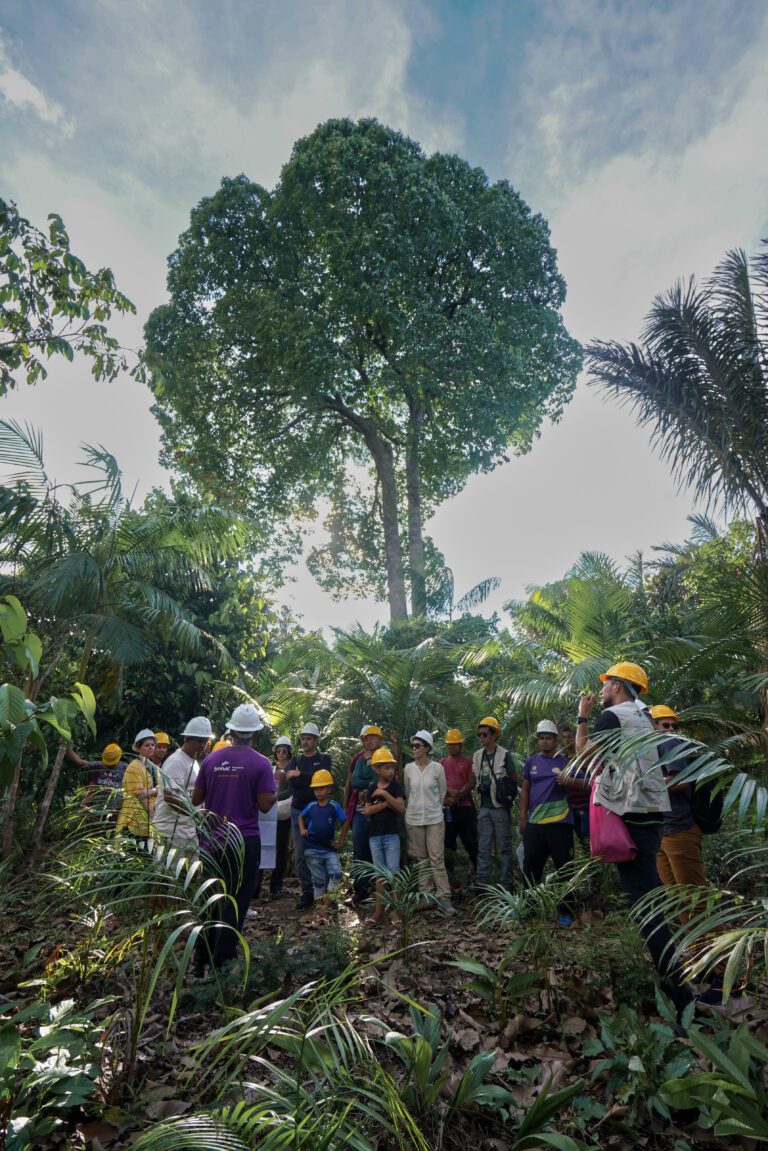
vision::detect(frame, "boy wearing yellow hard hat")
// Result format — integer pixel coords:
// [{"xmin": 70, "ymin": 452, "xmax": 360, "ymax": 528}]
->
[{"xmin": 298, "ymin": 769, "xmax": 348, "ymax": 905}]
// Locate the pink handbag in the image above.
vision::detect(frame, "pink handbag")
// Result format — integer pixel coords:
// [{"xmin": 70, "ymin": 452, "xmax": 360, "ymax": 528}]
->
[{"xmin": 589, "ymin": 782, "xmax": 637, "ymax": 863}]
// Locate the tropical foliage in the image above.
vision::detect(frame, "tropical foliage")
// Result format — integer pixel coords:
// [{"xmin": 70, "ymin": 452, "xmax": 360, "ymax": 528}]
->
[
  {"xmin": 585, "ymin": 245, "xmax": 768, "ymax": 537},
  {"xmin": 0, "ymin": 199, "xmax": 142, "ymax": 394}
]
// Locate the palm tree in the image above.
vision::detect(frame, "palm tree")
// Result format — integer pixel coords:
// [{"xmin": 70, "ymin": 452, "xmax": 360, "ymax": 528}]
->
[
  {"xmin": 585, "ymin": 245, "xmax": 768, "ymax": 547},
  {"xmin": 0, "ymin": 419, "xmax": 247, "ymax": 851}
]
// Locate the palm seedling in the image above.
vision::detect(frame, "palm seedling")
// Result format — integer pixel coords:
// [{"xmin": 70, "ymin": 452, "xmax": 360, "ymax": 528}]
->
[{"xmin": 472, "ymin": 861, "xmax": 599, "ymax": 1014}]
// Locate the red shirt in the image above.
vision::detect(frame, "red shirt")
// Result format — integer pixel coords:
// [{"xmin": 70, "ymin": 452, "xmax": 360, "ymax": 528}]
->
[{"xmin": 440, "ymin": 755, "xmax": 474, "ymax": 807}]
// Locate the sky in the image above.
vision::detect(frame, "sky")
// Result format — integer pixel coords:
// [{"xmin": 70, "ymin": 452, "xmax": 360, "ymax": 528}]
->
[{"xmin": 1, "ymin": 0, "xmax": 767, "ymax": 631}]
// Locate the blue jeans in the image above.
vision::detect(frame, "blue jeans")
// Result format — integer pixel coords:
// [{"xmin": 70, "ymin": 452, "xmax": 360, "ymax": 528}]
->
[
  {"xmin": 291, "ymin": 807, "xmax": 313, "ymax": 896},
  {"xmin": 370, "ymin": 833, "xmax": 401, "ymax": 871},
  {"xmin": 304, "ymin": 846, "xmax": 343, "ymax": 898},
  {"xmin": 352, "ymin": 811, "xmax": 373, "ymax": 901}
]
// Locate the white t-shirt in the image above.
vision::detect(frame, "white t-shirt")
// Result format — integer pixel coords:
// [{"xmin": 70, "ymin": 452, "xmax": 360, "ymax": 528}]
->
[{"xmin": 154, "ymin": 748, "xmax": 199, "ymax": 845}]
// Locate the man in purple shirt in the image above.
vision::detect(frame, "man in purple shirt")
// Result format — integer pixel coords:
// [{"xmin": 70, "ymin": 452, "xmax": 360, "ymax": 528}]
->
[{"xmin": 192, "ymin": 703, "xmax": 275, "ymax": 970}]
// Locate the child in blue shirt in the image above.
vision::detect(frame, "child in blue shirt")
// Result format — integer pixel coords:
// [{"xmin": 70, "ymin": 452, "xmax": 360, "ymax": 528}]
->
[{"xmin": 298, "ymin": 769, "xmax": 347, "ymax": 904}]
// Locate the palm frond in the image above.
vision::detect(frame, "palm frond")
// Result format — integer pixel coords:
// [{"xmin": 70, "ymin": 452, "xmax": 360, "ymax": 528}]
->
[{"xmin": 0, "ymin": 418, "xmax": 50, "ymax": 496}]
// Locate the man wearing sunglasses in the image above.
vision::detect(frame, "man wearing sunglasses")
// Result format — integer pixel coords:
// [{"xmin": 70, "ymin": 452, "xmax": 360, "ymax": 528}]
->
[{"xmin": 472, "ymin": 716, "xmax": 518, "ymax": 890}]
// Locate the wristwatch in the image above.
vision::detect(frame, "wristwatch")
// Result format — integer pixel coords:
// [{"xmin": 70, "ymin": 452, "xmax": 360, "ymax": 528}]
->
[{"xmin": 576, "ymin": 717, "xmax": 589, "ymax": 724}]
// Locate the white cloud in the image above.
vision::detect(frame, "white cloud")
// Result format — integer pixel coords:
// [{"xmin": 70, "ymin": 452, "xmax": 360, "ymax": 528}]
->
[
  {"xmin": 0, "ymin": 35, "xmax": 73, "ymax": 134},
  {"xmin": 552, "ymin": 49, "xmax": 768, "ymax": 345}
]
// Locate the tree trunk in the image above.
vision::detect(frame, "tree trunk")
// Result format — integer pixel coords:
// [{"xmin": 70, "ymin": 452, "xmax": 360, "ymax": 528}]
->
[
  {"xmin": 323, "ymin": 393, "xmax": 408, "ymax": 622},
  {"xmin": 1, "ymin": 746, "xmax": 25, "ymax": 857},
  {"xmin": 405, "ymin": 409, "xmax": 427, "ymax": 617},
  {"xmin": 368, "ymin": 434, "xmax": 409, "ymax": 622},
  {"xmin": 28, "ymin": 738, "xmax": 67, "ymax": 858}
]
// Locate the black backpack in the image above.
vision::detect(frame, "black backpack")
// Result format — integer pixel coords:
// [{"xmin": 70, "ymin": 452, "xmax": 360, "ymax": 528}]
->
[{"xmin": 691, "ymin": 776, "xmax": 724, "ymax": 834}]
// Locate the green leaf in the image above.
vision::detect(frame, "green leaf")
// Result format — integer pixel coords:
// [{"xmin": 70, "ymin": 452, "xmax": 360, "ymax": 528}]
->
[
  {"xmin": 0, "ymin": 1021, "xmax": 20, "ymax": 1074},
  {"xmin": 0, "ymin": 683, "xmax": 29, "ymax": 726}
]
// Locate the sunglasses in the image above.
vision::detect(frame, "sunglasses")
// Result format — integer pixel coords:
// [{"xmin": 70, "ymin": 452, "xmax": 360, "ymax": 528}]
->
[
  {"xmin": 536, "ymin": 733, "xmax": 556, "ymax": 738},
  {"xmin": 410, "ymin": 741, "xmax": 425, "ymax": 749},
  {"xmin": 659, "ymin": 721, "xmax": 678, "ymax": 730}
]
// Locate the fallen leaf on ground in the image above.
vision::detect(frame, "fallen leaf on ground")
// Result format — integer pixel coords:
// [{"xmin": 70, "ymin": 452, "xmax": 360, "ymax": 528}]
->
[
  {"xmin": 453, "ymin": 1027, "xmax": 480, "ymax": 1051},
  {"xmin": 561, "ymin": 1015, "xmax": 587, "ymax": 1035},
  {"xmin": 146, "ymin": 1100, "xmax": 191, "ymax": 1120}
]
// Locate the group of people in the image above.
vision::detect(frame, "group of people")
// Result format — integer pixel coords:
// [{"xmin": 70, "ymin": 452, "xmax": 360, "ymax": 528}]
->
[{"xmin": 74, "ymin": 660, "xmax": 715, "ymax": 1008}]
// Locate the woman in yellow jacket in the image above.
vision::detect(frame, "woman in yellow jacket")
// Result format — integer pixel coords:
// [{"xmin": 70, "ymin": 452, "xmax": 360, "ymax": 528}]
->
[{"xmin": 116, "ymin": 729, "xmax": 158, "ymax": 845}]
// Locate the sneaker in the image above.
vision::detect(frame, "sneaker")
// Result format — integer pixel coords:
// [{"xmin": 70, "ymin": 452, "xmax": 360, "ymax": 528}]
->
[
  {"xmin": 558, "ymin": 914, "xmax": 574, "ymax": 928},
  {"xmin": 296, "ymin": 892, "xmax": 314, "ymax": 910},
  {"xmin": 438, "ymin": 900, "xmax": 457, "ymax": 916},
  {"xmin": 270, "ymin": 888, "xmax": 285, "ymax": 901},
  {"xmin": 246, "ymin": 907, "xmax": 259, "ymax": 919}
]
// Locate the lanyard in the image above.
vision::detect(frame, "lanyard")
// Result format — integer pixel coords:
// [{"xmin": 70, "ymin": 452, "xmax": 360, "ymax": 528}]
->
[{"xmin": 482, "ymin": 750, "xmax": 497, "ymax": 777}]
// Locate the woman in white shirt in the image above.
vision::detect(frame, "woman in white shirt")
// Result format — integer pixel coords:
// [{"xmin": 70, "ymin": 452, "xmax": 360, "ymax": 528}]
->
[{"xmin": 403, "ymin": 730, "xmax": 456, "ymax": 915}]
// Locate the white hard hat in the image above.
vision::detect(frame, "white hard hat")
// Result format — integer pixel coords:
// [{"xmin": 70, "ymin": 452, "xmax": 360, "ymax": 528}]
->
[
  {"xmin": 536, "ymin": 720, "xmax": 559, "ymax": 736},
  {"xmin": 274, "ymin": 735, "xmax": 292, "ymax": 748},
  {"xmin": 299, "ymin": 722, "xmax": 320, "ymax": 737},
  {"xmin": 412, "ymin": 729, "xmax": 434, "ymax": 748},
  {"xmin": 182, "ymin": 716, "xmax": 213, "ymax": 739},
  {"xmin": 227, "ymin": 703, "xmax": 264, "ymax": 734},
  {"xmin": 132, "ymin": 728, "xmax": 155, "ymax": 751}
]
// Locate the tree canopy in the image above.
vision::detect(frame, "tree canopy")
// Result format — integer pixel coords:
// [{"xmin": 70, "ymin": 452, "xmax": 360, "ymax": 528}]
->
[{"xmin": 146, "ymin": 117, "xmax": 581, "ymax": 620}]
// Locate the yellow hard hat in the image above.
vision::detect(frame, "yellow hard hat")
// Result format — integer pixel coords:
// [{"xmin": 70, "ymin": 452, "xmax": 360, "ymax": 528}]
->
[
  {"xmin": 445, "ymin": 728, "xmax": 464, "ymax": 743},
  {"xmin": 599, "ymin": 662, "xmax": 649, "ymax": 694},
  {"xmin": 101, "ymin": 743, "xmax": 122, "ymax": 766},
  {"xmin": 154, "ymin": 731, "xmax": 171, "ymax": 746},
  {"xmin": 310, "ymin": 769, "xmax": 334, "ymax": 788},
  {"xmin": 212, "ymin": 738, "xmax": 231, "ymax": 752},
  {"xmin": 361, "ymin": 725, "xmax": 384, "ymax": 739},
  {"xmin": 477, "ymin": 716, "xmax": 501, "ymax": 734},
  {"xmin": 650, "ymin": 704, "xmax": 679, "ymax": 721},
  {"xmin": 371, "ymin": 747, "xmax": 397, "ymax": 766}
]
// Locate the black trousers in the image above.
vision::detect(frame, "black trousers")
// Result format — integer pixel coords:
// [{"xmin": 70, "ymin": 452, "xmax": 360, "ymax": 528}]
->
[
  {"xmin": 616, "ymin": 821, "xmax": 690, "ymax": 1011},
  {"xmin": 522, "ymin": 823, "xmax": 574, "ymax": 915},
  {"xmin": 444, "ymin": 806, "xmax": 478, "ymax": 867},
  {"xmin": 196, "ymin": 834, "xmax": 261, "ymax": 970}
]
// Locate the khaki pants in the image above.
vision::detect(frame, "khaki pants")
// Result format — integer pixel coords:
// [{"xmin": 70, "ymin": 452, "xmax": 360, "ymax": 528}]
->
[
  {"xmin": 656, "ymin": 823, "xmax": 706, "ymax": 923},
  {"xmin": 407, "ymin": 821, "xmax": 451, "ymax": 900}
]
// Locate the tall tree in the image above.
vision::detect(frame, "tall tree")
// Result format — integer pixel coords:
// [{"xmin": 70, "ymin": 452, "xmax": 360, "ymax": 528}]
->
[
  {"xmin": 146, "ymin": 118, "xmax": 580, "ymax": 621},
  {"xmin": 586, "ymin": 244, "xmax": 768, "ymax": 547}
]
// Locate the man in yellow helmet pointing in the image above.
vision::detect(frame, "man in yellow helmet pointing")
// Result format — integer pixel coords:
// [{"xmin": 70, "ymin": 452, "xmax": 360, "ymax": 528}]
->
[{"xmin": 575, "ymin": 662, "xmax": 691, "ymax": 1015}]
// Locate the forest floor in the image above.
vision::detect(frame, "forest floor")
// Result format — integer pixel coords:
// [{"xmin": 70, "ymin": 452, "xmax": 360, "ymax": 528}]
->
[{"xmin": 2, "ymin": 861, "xmax": 766, "ymax": 1150}]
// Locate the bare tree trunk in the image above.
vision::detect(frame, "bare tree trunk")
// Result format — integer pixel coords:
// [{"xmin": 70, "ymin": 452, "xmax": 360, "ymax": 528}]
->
[
  {"xmin": 324, "ymin": 392, "xmax": 408, "ymax": 622},
  {"xmin": 1, "ymin": 746, "xmax": 25, "ymax": 857},
  {"xmin": 28, "ymin": 739, "xmax": 67, "ymax": 858},
  {"xmin": 369, "ymin": 435, "xmax": 409, "ymax": 622},
  {"xmin": 405, "ymin": 410, "xmax": 427, "ymax": 617}
]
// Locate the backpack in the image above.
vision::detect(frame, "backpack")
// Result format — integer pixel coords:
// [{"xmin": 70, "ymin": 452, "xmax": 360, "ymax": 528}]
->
[{"xmin": 691, "ymin": 777, "xmax": 724, "ymax": 834}]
